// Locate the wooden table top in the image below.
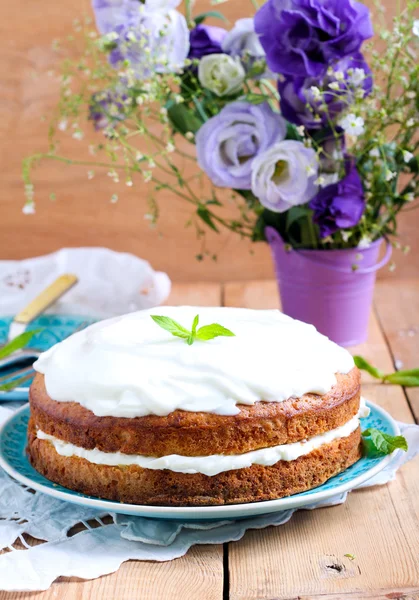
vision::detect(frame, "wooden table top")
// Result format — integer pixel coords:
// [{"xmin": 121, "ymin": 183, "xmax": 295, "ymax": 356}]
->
[{"xmin": 1, "ymin": 278, "xmax": 418, "ymax": 600}]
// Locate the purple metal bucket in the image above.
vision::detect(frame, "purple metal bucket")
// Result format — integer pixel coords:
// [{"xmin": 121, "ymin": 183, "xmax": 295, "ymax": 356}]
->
[{"xmin": 266, "ymin": 226, "xmax": 392, "ymax": 347}]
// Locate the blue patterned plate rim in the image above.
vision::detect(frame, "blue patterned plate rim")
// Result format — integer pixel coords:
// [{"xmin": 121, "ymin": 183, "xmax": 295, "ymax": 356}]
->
[
  {"xmin": 0, "ymin": 402, "xmax": 399, "ymax": 520},
  {"xmin": 0, "ymin": 314, "xmax": 96, "ymax": 400}
]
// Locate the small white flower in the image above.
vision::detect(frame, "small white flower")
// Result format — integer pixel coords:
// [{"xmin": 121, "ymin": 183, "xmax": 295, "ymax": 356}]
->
[
  {"xmin": 58, "ymin": 119, "xmax": 68, "ymax": 131},
  {"xmin": 110, "ymin": 194, "xmax": 118, "ymax": 203},
  {"xmin": 136, "ymin": 151, "xmax": 144, "ymax": 161},
  {"xmin": 72, "ymin": 131, "xmax": 84, "ymax": 140},
  {"xmin": 126, "ymin": 179, "xmax": 133, "ymax": 187},
  {"xmin": 315, "ymin": 175, "xmax": 326, "ymax": 186},
  {"xmin": 358, "ymin": 236, "xmax": 372, "ymax": 249},
  {"xmin": 296, "ymin": 125, "xmax": 305, "ymax": 136},
  {"xmin": 348, "ymin": 68, "xmax": 366, "ymax": 87},
  {"xmin": 22, "ymin": 202, "xmax": 36, "ymax": 215},
  {"xmin": 143, "ymin": 170, "xmax": 152, "ymax": 183},
  {"xmin": 328, "ymin": 81, "xmax": 340, "ymax": 91},
  {"xmin": 185, "ymin": 131, "xmax": 194, "ymax": 140},
  {"xmin": 306, "ymin": 164, "xmax": 316, "ymax": 176},
  {"xmin": 413, "ymin": 19, "xmax": 419, "ymax": 37},
  {"xmin": 334, "ymin": 71, "xmax": 344, "ymax": 81},
  {"xmin": 404, "ymin": 193, "xmax": 414, "ymax": 202},
  {"xmin": 87, "ymin": 170, "xmax": 94, "ymax": 180},
  {"xmin": 198, "ymin": 54, "xmax": 245, "ymax": 97},
  {"xmin": 369, "ymin": 147, "xmax": 380, "ymax": 158},
  {"xmin": 160, "ymin": 107, "xmax": 168, "ymax": 116},
  {"xmin": 136, "ymin": 96, "xmax": 144, "ymax": 105},
  {"xmin": 174, "ymin": 94, "xmax": 183, "ymax": 104},
  {"xmin": 403, "ymin": 150, "xmax": 414, "ymax": 163},
  {"xmin": 148, "ymin": 158, "xmax": 156, "ymax": 168},
  {"xmin": 339, "ymin": 113, "xmax": 365, "ymax": 136},
  {"xmin": 406, "ymin": 91, "xmax": 416, "ymax": 99},
  {"xmin": 355, "ymin": 88, "xmax": 366, "ymax": 99},
  {"xmin": 341, "ymin": 231, "xmax": 352, "ymax": 242},
  {"xmin": 407, "ymin": 118, "xmax": 415, "ymax": 128},
  {"xmin": 385, "ymin": 169, "xmax": 396, "ymax": 181},
  {"xmin": 309, "ymin": 86, "xmax": 322, "ymax": 101},
  {"xmin": 166, "ymin": 141, "xmax": 175, "ymax": 153}
]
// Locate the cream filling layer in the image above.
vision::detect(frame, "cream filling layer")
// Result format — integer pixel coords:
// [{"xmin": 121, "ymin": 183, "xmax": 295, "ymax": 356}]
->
[{"xmin": 36, "ymin": 400, "xmax": 369, "ymax": 477}]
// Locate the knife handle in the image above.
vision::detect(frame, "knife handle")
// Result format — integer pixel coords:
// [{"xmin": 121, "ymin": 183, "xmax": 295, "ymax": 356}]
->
[{"xmin": 14, "ymin": 274, "xmax": 79, "ymax": 324}]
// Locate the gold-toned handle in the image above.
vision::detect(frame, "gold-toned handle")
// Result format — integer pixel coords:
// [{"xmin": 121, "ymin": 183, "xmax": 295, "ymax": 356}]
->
[{"xmin": 14, "ymin": 274, "xmax": 79, "ymax": 324}]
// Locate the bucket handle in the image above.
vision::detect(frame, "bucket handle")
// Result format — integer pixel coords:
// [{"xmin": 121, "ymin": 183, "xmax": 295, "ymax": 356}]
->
[{"xmin": 265, "ymin": 226, "xmax": 392, "ymax": 275}]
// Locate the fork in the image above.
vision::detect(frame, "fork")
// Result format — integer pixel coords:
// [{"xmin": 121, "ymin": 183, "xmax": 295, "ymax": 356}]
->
[{"xmin": 0, "ymin": 321, "xmax": 90, "ymax": 395}]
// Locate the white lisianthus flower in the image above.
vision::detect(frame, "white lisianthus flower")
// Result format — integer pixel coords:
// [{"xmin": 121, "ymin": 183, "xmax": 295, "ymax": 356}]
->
[
  {"xmin": 222, "ymin": 18, "xmax": 265, "ymax": 59},
  {"xmin": 413, "ymin": 19, "xmax": 419, "ymax": 37},
  {"xmin": 339, "ymin": 113, "xmax": 365, "ymax": 136},
  {"xmin": 198, "ymin": 54, "xmax": 245, "ymax": 97},
  {"xmin": 251, "ymin": 140, "xmax": 318, "ymax": 213}
]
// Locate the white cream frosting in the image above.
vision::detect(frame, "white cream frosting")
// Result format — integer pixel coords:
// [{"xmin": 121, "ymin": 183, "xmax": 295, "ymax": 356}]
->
[
  {"xmin": 36, "ymin": 400, "xmax": 369, "ymax": 477},
  {"xmin": 33, "ymin": 306, "xmax": 354, "ymax": 418}
]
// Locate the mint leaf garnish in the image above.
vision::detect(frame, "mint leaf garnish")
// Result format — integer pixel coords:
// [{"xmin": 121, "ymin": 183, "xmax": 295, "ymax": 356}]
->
[
  {"xmin": 195, "ymin": 324, "xmax": 235, "ymax": 341},
  {"xmin": 0, "ymin": 329, "xmax": 42, "ymax": 360},
  {"xmin": 362, "ymin": 428, "xmax": 408, "ymax": 456},
  {"xmin": 150, "ymin": 316, "xmax": 190, "ymax": 340},
  {"xmin": 354, "ymin": 355, "xmax": 419, "ymax": 387},
  {"xmin": 151, "ymin": 314, "xmax": 235, "ymax": 345},
  {"xmin": 353, "ymin": 356, "xmax": 384, "ymax": 380},
  {"xmin": 383, "ymin": 369, "xmax": 419, "ymax": 387}
]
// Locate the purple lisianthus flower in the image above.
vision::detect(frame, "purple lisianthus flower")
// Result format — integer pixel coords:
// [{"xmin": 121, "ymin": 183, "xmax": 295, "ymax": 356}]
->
[
  {"xmin": 278, "ymin": 53, "xmax": 372, "ymax": 129},
  {"xmin": 255, "ymin": 0, "xmax": 373, "ymax": 77},
  {"xmin": 309, "ymin": 157, "xmax": 365, "ymax": 237},
  {"xmin": 188, "ymin": 24, "xmax": 227, "ymax": 60},
  {"xmin": 196, "ymin": 102, "xmax": 287, "ymax": 189},
  {"xmin": 88, "ymin": 88, "xmax": 129, "ymax": 133},
  {"xmin": 91, "ymin": 0, "xmax": 189, "ymax": 79}
]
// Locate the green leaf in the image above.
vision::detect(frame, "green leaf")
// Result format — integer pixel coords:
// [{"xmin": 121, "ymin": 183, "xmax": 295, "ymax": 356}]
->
[
  {"xmin": 188, "ymin": 314, "xmax": 199, "ymax": 345},
  {"xmin": 244, "ymin": 93, "xmax": 269, "ymax": 105},
  {"xmin": 353, "ymin": 355, "xmax": 385, "ymax": 380},
  {"xmin": 0, "ymin": 329, "xmax": 42, "ymax": 360},
  {"xmin": 196, "ymin": 324, "xmax": 235, "ymax": 341},
  {"xmin": 383, "ymin": 369, "xmax": 419, "ymax": 387},
  {"xmin": 197, "ymin": 206, "xmax": 219, "ymax": 232},
  {"xmin": 0, "ymin": 373, "xmax": 34, "ymax": 392},
  {"xmin": 194, "ymin": 10, "xmax": 228, "ymax": 25},
  {"xmin": 362, "ymin": 428, "xmax": 408, "ymax": 455},
  {"xmin": 167, "ymin": 103, "xmax": 202, "ymax": 136},
  {"xmin": 150, "ymin": 316, "xmax": 190, "ymax": 339}
]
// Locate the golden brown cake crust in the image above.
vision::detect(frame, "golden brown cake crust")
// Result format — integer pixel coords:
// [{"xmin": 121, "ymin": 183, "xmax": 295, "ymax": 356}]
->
[
  {"xmin": 27, "ymin": 419, "xmax": 362, "ymax": 506},
  {"xmin": 29, "ymin": 370, "xmax": 360, "ymax": 457}
]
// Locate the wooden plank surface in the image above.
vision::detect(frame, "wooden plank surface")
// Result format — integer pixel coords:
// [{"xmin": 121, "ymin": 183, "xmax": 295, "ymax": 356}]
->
[
  {"xmin": 224, "ymin": 280, "xmax": 419, "ymax": 600},
  {"xmin": 373, "ymin": 279, "xmax": 419, "ymax": 423},
  {"xmin": 1, "ymin": 279, "xmax": 418, "ymax": 600}
]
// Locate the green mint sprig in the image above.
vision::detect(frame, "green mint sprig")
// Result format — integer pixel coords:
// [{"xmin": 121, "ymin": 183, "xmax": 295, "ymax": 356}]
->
[
  {"xmin": 0, "ymin": 329, "xmax": 42, "ymax": 392},
  {"xmin": 0, "ymin": 330, "xmax": 42, "ymax": 360},
  {"xmin": 362, "ymin": 428, "xmax": 408, "ymax": 456},
  {"xmin": 151, "ymin": 314, "xmax": 235, "ymax": 346},
  {"xmin": 354, "ymin": 355, "xmax": 419, "ymax": 387}
]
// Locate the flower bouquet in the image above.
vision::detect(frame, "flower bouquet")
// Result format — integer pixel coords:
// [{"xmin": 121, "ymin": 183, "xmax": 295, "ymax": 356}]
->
[{"xmin": 25, "ymin": 0, "xmax": 419, "ymax": 345}]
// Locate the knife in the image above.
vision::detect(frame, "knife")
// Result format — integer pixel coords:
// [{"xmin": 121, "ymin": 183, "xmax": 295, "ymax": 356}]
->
[{"xmin": 7, "ymin": 274, "xmax": 79, "ymax": 341}]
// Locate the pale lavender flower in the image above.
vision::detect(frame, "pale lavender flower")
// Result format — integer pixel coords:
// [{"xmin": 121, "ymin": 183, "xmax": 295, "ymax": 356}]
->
[
  {"xmin": 196, "ymin": 102, "xmax": 286, "ymax": 189},
  {"xmin": 91, "ymin": 0, "xmax": 189, "ymax": 78}
]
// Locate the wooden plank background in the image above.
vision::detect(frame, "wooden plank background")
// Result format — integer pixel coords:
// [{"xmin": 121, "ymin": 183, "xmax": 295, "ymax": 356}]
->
[{"xmin": 1, "ymin": 0, "xmax": 418, "ymax": 282}]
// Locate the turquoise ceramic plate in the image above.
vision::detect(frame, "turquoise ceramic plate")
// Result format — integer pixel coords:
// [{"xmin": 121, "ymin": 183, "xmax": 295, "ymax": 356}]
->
[
  {"xmin": 0, "ymin": 402, "xmax": 399, "ymax": 520},
  {"xmin": 0, "ymin": 315, "xmax": 96, "ymax": 400}
]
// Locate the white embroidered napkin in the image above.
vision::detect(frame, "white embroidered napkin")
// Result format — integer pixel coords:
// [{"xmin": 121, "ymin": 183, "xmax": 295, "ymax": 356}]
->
[
  {"xmin": 0, "ymin": 248, "xmax": 171, "ymax": 318},
  {"xmin": 0, "ymin": 403, "xmax": 418, "ymax": 592}
]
